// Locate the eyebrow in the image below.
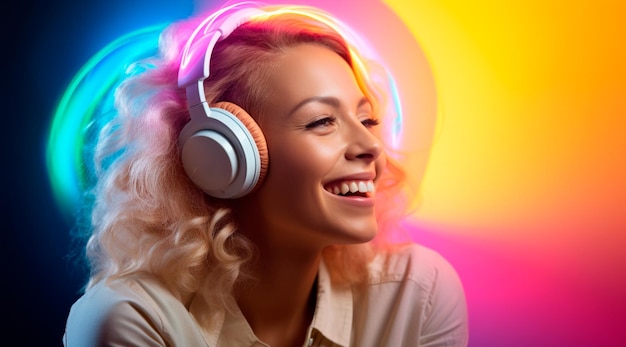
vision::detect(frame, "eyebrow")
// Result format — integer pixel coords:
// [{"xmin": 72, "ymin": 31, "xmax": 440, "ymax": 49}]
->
[{"xmin": 287, "ymin": 95, "xmax": 371, "ymax": 116}]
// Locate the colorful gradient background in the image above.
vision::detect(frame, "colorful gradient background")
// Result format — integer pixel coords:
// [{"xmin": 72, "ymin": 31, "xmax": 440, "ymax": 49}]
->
[{"xmin": 6, "ymin": 0, "xmax": 624, "ymax": 346}]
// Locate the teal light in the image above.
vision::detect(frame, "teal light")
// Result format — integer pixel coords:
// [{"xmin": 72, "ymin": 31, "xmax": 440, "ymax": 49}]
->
[
  {"xmin": 387, "ymin": 71, "xmax": 403, "ymax": 149},
  {"xmin": 46, "ymin": 24, "xmax": 167, "ymax": 219}
]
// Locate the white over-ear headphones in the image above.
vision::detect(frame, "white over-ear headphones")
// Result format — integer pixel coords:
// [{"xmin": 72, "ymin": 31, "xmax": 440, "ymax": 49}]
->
[{"xmin": 177, "ymin": 4, "xmax": 269, "ymax": 199}]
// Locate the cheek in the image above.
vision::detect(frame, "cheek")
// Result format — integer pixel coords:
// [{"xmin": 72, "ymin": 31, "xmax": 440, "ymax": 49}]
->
[
  {"xmin": 268, "ymin": 138, "xmax": 340, "ymax": 181},
  {"xmin": 257, "ymin": 145, "xmax": 335, "ymax": 227}
]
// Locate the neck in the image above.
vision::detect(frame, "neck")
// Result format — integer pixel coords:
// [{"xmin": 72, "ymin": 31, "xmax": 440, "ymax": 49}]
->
[
  {"xmin": 229, "ymin": 199, "xmax": 327, "ymax": 346},
  {"xmin": 235, "ymin": 248, "xmax": 321, "ymax": 347}
]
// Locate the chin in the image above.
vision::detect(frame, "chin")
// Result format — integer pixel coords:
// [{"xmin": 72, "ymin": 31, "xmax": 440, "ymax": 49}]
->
[{"xmin": 330, "ymin": 220, "xmax": 379, "ymax": 245}]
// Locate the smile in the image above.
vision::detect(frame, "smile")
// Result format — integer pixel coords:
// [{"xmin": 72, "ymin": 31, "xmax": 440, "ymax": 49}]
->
[{"xmin": 324, "ymin": 180, "xmax": 375, "ymax": 197}]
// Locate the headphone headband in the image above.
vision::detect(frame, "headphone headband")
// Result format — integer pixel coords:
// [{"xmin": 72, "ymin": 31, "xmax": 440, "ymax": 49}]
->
[
  {"xmin": 179, "ymin": 4, "xmax": 266, "ymax": 109},
  {"xmin": 178, "ymin": 5, "xmax": 266, "ymax": 93},
  {"xmin": 177, "ymin": 3, "xmax": 269, "ymax": 199}
]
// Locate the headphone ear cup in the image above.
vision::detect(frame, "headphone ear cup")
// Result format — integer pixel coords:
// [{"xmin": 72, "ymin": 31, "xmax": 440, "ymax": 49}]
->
[
  {"xmin": 212, "ymin": 102, "xmax": 269, "ymax": 188},
  {"xmin": 179, "ymin": 101, "xmax": 268, "ymax": 198}
]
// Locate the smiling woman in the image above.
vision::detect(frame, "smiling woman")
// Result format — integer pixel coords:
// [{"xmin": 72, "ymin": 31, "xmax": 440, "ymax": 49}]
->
[{"xmin": 61, "ymin": 2, "xmax": 468, "ymax": 346}]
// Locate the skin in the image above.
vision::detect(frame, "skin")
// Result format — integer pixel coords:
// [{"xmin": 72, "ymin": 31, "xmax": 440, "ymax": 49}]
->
[{"xmin": 230, "ymin": 43, "xmax": 386, "ymax": 347}]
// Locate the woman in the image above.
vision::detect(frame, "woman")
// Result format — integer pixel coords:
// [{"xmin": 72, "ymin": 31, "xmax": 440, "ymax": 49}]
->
[{"xmin": 63, "ymin": 2, "xmax": 468, "ymax": 346}]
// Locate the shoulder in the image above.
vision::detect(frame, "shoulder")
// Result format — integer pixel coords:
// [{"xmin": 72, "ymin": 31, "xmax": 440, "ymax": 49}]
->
[
  {"xmin": 71, "ymin": 276, "xmax": 174, "ymax": 320},
  {"xmin": 354, "ymin": 243, "xmax": 469, "ymax": 346},
  {"xmin": 368, "ymin": 242, "xmax": 462, "ymax": 289},
  {"xmin": 63, "ymin": 277, "xmax": 168, "ymax": 346},
  {"xmin": 63, "ymin": 276, "xmax": 205, "ymax": 346}
]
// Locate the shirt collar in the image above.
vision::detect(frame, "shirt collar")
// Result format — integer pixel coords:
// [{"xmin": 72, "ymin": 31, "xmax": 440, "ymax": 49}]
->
[
  {"xmin": 310, "ymin": 258, "xmax": 353, "ymax": 346},
  {"xmin": 188, "ymin": 290, "xmax": 225, "ymax": 347}
]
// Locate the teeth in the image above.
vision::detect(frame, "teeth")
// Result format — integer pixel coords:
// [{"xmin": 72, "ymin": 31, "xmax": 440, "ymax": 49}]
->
[
  {"xmin": 358, "ymin": 182, "xmax": 367, "ymax": 193},
  {"xmin": 349, "ymin": 182, "xmax": 358, "ymax": 193},
  {"xmin": 325, "ymin": 180, "xmax": 376, "ymax": 196}
]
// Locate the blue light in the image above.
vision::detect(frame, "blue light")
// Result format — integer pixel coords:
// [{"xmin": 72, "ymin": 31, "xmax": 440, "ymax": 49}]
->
[{"xmin": 46, "ymin": 24, "xmax": 166, "ymax": 218}]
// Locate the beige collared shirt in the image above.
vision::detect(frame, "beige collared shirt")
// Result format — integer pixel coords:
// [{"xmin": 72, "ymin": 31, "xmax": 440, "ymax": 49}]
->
[{"xmin": 64, "ymin": 243, "xmax": 468, "ymax": 346}]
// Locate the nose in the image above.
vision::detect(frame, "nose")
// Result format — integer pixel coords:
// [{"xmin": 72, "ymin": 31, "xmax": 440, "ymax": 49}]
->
[{"xmin": 344, "ymin": 121, "xmax": 383, "ymax": 162}]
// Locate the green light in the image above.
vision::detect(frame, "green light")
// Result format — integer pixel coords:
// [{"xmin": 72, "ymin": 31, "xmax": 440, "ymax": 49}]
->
[{"xmin": 46, "ymin": 24, "xmax": 167, "ymax": 219}]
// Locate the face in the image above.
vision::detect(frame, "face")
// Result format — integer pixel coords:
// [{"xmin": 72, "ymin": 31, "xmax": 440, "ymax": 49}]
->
[{"xmin": 234, "ymin": 44, "xmax": 386, "ymax": 250}]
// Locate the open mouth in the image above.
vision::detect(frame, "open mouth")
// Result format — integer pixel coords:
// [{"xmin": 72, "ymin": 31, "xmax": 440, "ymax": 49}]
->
[{"xmin": 324, "ymin": 180, "xmax": 375, "ymax": 198}]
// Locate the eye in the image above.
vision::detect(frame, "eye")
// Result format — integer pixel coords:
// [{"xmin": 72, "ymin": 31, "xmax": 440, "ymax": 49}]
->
[
  {"xmin": 305, "ymin": 116, "xmax": 336, "ymax": 129},
  {"xmin": 361, "ymin": 118, "xmax": 381, "ymax": 128}
]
